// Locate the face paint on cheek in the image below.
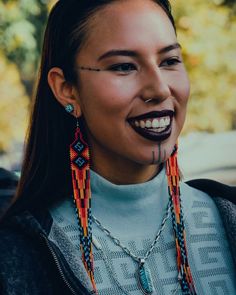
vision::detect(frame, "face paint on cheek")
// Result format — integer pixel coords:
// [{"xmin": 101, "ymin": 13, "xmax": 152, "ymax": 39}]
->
[{"xmin": 151, "ymin": 142, "xmax": 167, "ymax": 165}]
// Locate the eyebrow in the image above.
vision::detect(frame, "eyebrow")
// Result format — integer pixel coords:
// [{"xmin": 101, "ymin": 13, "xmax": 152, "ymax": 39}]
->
[
  {"xmin": 97, "ymin": 43, "xmax": 181, "ymax": 61},
  {"xmin": 158, "ymin": 43, "xmax": 181, "ymax": 54}
]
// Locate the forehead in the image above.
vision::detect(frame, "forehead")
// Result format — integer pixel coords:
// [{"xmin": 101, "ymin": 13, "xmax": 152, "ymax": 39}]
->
[
  {"xmin": 80, "ymin": 0, "xmax": 176, "ymax": 56},
  {"xmin": 83, "ymin": 0, "xmax": 176, "ymax": 46}
]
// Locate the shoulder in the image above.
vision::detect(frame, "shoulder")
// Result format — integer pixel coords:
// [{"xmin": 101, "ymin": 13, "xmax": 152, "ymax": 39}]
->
[
  {"xmin": 182, "ymin": 178, "xmax": 236, "ymax": 266},
  {"xmin": 180, "ymin": 179, "xmax": 218, "ymax": 214},
  {"xmin": 186, "ymin": 178, "xmax": 236, "ymax": 204},
  {"xmin": 0, "ymin": 225, "xmax": 43, "ymax": 273},
  {"xmin": 0, "ymin": 225, "xmax": 56, "ymax": 295},
  {"xmin": 184, "ymin": 178, "xmax": 236, "ymax": 230},
  {"xmin": 0, "ymin": 224, "xmax": 34, "ymax": 263},
  {"xmin": 182, "ymin": 178, "xmax": 236, "ymax": 231},
  {"xmin": 0, "ymin": 209, "xmax": 54, "ymax": 273}
]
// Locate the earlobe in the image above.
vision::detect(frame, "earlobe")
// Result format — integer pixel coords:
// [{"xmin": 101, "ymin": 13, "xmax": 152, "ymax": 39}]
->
[{"xmin": 47, "ymin": 67, "xmax": 82, "ymax": 117}]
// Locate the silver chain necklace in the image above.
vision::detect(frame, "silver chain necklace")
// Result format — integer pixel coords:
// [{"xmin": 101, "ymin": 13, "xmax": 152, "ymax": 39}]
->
[
  {"xmin": 91, "ymin": 200, "xmax": 171, "ymax": 295},
  {"xmin": 92, "ymin": 239, "xmax": 181, "ymax": 295}
]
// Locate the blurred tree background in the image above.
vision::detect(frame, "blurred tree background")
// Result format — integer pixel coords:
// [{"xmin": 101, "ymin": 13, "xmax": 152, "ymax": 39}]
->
[
  {"xmin": 0, "ymin": 0, "xmax": 235, "ymax": 166},
  {"xmin": 173, "ymin": 0, "xmax": 236, "ymax": 132}
]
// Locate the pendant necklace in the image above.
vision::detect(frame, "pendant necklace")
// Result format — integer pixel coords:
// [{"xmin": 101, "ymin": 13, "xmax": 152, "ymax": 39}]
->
[
  {"xmin": 92, "ymin": 200, "xmax": 171, "ymax": 295},
  {"xmin": 70, "ymin": 137, "xmax": 197, "ymax": 295},
  {"xmin": 92, "ymin": 235, "xmax": 181, "ymax": 295}
]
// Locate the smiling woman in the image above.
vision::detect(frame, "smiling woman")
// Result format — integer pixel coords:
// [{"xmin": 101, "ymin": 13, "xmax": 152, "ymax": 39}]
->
[{"xmin": 0, "ymin": 1, "xmax": 235, "ymax": 295}]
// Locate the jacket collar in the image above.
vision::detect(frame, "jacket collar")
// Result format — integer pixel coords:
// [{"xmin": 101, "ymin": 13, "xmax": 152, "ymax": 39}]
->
[{"xmin": 7, "ymin": 209, "xmax": 94, "ymax": 295}]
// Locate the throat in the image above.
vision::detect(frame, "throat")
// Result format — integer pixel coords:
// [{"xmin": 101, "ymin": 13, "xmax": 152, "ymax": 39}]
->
[{"xmin": 91, "ymin": 161, "xmax": 162, "ymax": 185}]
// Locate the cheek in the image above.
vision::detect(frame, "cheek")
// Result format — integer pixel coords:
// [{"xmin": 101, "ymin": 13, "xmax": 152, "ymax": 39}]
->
[
  {"xmin": 169, "ymin": 71, "xmax": 190, "ymax": 128},
  {"xmin": 179, "ymin": 76, "xmax": 190, "ymax": 104},
  {"xmin": 168, "ymin": 70, "xmax": 190, "ymax": 107},
  {"xmin": 79, "ymin": 76, "xmax": 138, "ymax": 115}
]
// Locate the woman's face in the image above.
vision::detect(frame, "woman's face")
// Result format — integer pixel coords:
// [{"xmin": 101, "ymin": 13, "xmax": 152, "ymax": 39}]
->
[{"xmin": 75, "ymin": 0, "xmax": 190, "ymax": 177}]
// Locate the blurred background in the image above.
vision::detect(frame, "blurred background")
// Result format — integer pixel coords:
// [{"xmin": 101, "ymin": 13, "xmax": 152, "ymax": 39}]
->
[{"xmin": 0, "ymin": 0, "xmax": 236, "ymax": 184}]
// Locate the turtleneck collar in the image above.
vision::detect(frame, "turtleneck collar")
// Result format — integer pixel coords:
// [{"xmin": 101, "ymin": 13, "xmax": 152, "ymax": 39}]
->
[
  {"xmin": 91, "ymin": 167, "xmax": 169, "ymax": 219},
  {"xmin": 90, "ymin": 166, "xmax": 172, "ymax": 241},
  {"xmin": 50, "ymin": 166, "xmax": 170, "ymax": 241},
  {"xmin": 91, "ymin": 167, "xmax": 165, "ymax": 200}
]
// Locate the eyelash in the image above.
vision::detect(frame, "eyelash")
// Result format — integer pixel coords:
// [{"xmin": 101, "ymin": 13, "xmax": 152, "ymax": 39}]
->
[
  {"xmin": 160, "ymin": 57, "xmax": 182, "ymax": 67},
  {"xmin": 108, "ymin": 63, "xmax": 137, "ymax": 73},
  {"xmin": 107, "ymin": 57, "xmax": 182, "ymax": 74}
]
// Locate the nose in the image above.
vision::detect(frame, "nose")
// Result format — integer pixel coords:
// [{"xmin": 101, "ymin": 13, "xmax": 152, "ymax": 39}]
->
[{"xmin": 140, "ymin": 67, "xmax": 171, "ymax": 103}]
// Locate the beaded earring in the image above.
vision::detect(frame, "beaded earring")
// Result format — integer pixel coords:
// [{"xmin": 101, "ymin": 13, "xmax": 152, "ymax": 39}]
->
[
  {"xmin": 166, "ymin": 145, "xmax": 196, "ymax": 295},
  {"xmin": 69, "ymin": 120, "xmax": 196, "ymax": 295},
  {"xmin": 65, "ymin": 103, "xmax": 74, "ymax": 113},
  {"xmin": 69, "ymin": 119, "xmax": 97, "ymax": 292}
]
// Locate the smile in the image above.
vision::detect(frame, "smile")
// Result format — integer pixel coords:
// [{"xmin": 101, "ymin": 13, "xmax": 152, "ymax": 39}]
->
[{"xmin": 128, "ymin": 110, "xmax": 174, "ymax": 141}]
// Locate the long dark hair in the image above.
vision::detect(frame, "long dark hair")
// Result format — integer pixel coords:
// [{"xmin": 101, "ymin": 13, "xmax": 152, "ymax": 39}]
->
[{"xmin": 9, "ymin": 0, "xmax": 175, "ymax": 215}]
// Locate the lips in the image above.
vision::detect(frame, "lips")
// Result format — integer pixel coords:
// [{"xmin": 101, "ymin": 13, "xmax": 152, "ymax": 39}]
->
[{"xmin": 128, "ymin": 110, "xmax": 174, "ymax": 141}]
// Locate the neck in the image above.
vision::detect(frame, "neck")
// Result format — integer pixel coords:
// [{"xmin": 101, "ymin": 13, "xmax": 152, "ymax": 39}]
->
[{"xmin": 90, "ymin": 151, "xmax": 162, "ymax": 185}]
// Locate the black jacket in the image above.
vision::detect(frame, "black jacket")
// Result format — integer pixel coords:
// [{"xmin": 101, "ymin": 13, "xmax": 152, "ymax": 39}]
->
[{"xmin": 0, "ymin": 179, "xmax": 235, "ymax": 295}]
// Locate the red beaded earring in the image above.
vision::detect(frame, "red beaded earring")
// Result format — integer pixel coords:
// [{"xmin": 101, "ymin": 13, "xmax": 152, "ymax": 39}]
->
[
  {"xmin": 68, "ymin": 112, "xmax": 96, "ymax": 292},
  {"xmin": 166, "ymin": 144, "xmax": 196, "ymax": 295}
]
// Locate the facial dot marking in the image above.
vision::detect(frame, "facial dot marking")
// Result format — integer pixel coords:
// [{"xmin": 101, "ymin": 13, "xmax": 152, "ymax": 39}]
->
[{"xmin": 77, "ymin": 66, "xmax": 102, "ymax": 72}]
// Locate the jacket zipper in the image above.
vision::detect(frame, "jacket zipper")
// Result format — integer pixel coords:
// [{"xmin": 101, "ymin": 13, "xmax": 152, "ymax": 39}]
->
[{"xmin": 41, "ymin": 233, "xmax": 77, "ymax": 295}]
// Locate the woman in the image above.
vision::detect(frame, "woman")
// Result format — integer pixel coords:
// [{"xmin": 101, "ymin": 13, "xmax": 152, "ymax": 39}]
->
[{"xmin": 0, "ymin": 0, "xmax": 235, "ymax": 294}]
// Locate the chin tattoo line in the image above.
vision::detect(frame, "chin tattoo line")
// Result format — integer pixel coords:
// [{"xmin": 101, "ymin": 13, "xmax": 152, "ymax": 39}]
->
[{"xmin": 151, "ymin": 142, "xmax": 166, "ymax": 165}]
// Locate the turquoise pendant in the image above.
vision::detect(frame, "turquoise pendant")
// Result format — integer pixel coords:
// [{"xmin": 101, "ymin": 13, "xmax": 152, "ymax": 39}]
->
[{"xmin": 137, "ymin": 259, "xmax": 154, "ymax": 294}]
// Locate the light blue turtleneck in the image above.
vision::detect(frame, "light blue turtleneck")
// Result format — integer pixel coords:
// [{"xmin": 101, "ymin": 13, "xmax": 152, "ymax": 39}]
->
[{"xmin": 50, "ymin": 168, "xmax": 236, "ymax": 295}]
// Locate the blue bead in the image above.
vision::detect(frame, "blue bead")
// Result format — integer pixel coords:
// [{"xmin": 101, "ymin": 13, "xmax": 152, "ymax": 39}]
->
[
  {"xmin": 65, "ymin": 104, "xmax": 74, "ymax": 113},
  {"xmin": 138, "ymin": 263, "xmax": 154, "ymax": 294}
]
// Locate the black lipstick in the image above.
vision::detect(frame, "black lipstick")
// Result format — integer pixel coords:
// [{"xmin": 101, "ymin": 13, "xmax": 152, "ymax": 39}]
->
[{"xmin": 128, "ymin": 110, "xmax": 174, "ymax": 142}]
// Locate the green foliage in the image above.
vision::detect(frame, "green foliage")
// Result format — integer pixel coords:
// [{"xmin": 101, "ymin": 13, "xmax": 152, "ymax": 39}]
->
[
  {"xmin": 0, "ymin": 0, "xmax": 47, "ymax": 154},
  {"xmin": 0, "ymin": 54, "xmax": 28, "ymax": 152},
  {"xmin": 0, "ymin": 0, "xmax": 48, "ymax": 84},
  {"xmin": 0, "ymin": 0, "xmax": 235, "ymax": 155},
  {"xmin": 172, "ymin": 0, "xmax": 236, "ymax": 133}
]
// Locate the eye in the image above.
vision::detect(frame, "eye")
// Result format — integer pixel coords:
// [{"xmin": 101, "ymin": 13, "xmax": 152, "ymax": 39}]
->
[
  {"xmin": 108, "ymin": 63, "xmax": 137, "ymax": 73},
  {"xmin": 160, "ymin": 57, "xmax": 182, "ymax": 67}
]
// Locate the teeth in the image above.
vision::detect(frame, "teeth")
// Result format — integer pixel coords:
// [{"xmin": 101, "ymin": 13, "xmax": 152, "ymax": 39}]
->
[
  {"xmin": 140, "ymin": 120, "xmax": 146, "ymax": 128},
  {"xmin": 132, "ymin": 115, "xmax": 171, "ymax": 129},
  {"xmin": 152, "ymin": 119, "xmax": 159, "ymax": 128},
  {"xmin": 145, "ymin": 120, "xmax": 152, "ymax": 128},
  {"xmin": 159, "ymin": 118, "xmax": 165, "ymax": 127},
  {"xmin": 154, "ymin": 127, "xmax": 165, "ymax": 132}
]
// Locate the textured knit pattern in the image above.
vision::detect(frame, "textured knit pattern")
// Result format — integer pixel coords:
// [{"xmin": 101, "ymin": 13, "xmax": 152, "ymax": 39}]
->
[{"xmin": 50, "ymin": 169, "xmax": 236, "ymax": 295}]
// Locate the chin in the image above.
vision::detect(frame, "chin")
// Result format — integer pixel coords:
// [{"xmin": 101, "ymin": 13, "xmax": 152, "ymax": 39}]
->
[
  {"xmin": 131, "ymin": 119, "xmax": 181, "ymax": 164},
  {"xmin": 130, "ymin": 140, "xmax": 176, "ymax": 166}
]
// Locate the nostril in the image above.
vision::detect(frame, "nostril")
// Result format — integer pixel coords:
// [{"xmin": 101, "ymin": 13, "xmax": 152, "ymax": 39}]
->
[
  {"xmin": 141, "ymin": 92, "xmax": 170, "ymax": 103},
  {"xmin": 141, "ymin": 79, "xmax": 171, "ymax": 103}
]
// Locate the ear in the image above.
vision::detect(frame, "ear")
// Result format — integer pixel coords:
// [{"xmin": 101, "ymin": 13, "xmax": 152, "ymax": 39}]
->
[{"xmin": 47, "ymin": 67, "xmax": 82, "ymax": 117}]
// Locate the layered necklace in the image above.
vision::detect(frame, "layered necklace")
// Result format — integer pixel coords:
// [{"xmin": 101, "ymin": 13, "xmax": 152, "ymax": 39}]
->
[
  {"xmin": 69, "ymin": 125, "xmax": 197, "ymax": 295},
  {"xmin": 92, "ymin": 200, "xmax": 171, "ymax": 294}
]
